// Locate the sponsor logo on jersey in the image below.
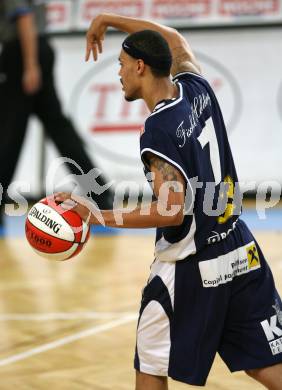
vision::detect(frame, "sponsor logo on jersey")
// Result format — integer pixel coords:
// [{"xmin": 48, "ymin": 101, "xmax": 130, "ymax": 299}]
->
[
  {"xmin": 29, "ymin": 207, "xmax": 62, "ymax": 234},
  {"xmin": 207, "ymin": 220, "xmax": 237, "ymax": 244},
  {"xmin": 199, "ymin": 242, "xmax": 260, "ymax": 287},
  {"xmin": 261, "ymin": 300, "xmax": 282, "ymax": 355},
  {"xmin": 247, "ymin": 243, "xmax": 260, "ymax": 268}
]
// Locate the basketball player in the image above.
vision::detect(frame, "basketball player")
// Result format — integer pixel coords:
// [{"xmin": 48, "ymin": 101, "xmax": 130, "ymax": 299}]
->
[{"xmin": 55, "ymin": 13, "xmax": 282, "ymax": 390}]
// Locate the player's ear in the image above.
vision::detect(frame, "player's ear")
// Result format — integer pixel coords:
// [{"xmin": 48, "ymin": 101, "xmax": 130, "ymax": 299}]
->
[{"xmin": 136, "ymin": 59, "xmax": 145, "ymax": 75}]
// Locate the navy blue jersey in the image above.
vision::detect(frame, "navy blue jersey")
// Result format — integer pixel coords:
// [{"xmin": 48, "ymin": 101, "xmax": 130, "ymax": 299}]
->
[{"xmin": 140, "ymin": 72, "xmax": 241, "ymax": 261}]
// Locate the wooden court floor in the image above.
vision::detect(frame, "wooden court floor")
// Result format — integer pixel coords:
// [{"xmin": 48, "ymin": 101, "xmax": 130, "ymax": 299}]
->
[{"xmin": 0, "ymin": 231, "xmax": 281, "ymax": 389}]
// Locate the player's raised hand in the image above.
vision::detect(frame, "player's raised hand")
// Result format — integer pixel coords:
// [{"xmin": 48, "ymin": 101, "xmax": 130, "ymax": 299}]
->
[{"xmin": 85, "ymin": 14, "xmax": 108, "ymax": 61}]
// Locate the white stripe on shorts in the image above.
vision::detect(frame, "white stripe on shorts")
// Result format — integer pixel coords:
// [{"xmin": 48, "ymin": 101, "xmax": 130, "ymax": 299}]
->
[
  {"xmin": 137, "ymin": 300, "xmax": 171, "ymax": 376},
  {"xmin": 137, "ymin": 260, "xmax": 176, "ymax": 376}
]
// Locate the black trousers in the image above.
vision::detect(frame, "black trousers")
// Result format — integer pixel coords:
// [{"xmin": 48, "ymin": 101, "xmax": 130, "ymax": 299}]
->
[{"xmin": 0, "ymin": 37, "xmax": 112, "ymax": 209}]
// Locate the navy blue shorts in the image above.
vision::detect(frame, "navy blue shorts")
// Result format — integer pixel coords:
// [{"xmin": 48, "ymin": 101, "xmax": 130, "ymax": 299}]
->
[{"xmin": 134, "ymin": 219, "xmax": 282, "ymax": 386}]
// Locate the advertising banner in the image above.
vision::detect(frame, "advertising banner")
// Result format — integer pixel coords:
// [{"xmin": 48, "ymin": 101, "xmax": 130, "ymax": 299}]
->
[
  {"xmin": 75, "ymin": 0, "xmax": 145, "ymax": 30},
  {"xmin": 46, "ymin": 0, "xmax": 73, "ymax": 32},
  {"xmin": 46, "ymin": 0, "xmax": 282, "ymax": 32}
]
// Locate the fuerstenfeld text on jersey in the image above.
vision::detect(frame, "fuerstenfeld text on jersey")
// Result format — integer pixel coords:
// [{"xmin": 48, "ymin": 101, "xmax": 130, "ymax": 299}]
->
[{"xmin": 176, "ymin": 92, "xmax": 211, "ymax": 148}]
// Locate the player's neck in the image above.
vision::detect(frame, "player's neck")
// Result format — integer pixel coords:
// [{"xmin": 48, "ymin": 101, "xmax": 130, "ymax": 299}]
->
[{"xmin": 143, "ymin": 78, "xmax": 178, "ymax": 112}]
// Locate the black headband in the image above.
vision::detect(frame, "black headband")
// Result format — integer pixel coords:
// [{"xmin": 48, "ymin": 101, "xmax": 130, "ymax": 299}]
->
[{"xmin": 122, "ymin": 40, "xmax": 172, "ymax": 70}]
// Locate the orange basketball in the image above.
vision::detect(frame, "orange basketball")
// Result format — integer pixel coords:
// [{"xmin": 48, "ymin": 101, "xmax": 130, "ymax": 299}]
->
[{"xmin": 25, "ymin": 197, "xmax": 90, "ymax": 261}]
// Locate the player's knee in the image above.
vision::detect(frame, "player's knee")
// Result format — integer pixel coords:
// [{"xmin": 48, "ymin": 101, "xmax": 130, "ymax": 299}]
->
[
  {"xmin": 245, "ymin": 367, "xmax": 272, "ymax": 382},
  {"xmin": 245, "ymin": 365, "xmax": 282, "ymax": 390},
  {"xmin": 135, "ymin": 370, "xmax": 167, "ymax": 390},
  {"xmin": 245, "ymin": 368, "xmax": 260, "ymax": 379}
]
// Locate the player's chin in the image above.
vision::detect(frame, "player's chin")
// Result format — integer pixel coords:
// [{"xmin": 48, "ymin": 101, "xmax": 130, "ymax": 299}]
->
[{"xmin": 124, "ymin": 94, "xmax": 137, "ymax": 102}]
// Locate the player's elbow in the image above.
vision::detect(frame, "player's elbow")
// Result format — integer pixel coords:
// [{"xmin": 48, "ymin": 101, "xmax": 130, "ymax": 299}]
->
[
  {"xmin": 170, "ymin": 207, "xmax": 184, "ymax": 226},
  {"xmin": 168, "ymin": 29, "xmax": 201, "ymax": 74},
  {"xmin": 166, "ymin": 27, "xmax": 184, "ymax": 48},
  {"xmin": 157, "ymin": 202, "xmax": 184, "ymax": 226}
]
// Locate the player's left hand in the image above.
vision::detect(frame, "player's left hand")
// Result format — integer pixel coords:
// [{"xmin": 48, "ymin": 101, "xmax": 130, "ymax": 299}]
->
[{"xmin": 53, "ymin": 192, "xmax": 103, "ymax": 225}]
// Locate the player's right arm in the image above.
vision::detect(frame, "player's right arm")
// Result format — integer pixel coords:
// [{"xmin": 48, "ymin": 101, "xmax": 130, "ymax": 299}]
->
[
  {"xmin": 86, "ymin": 13, "xmax": 201, "ymax": 76},
  {"xmin": 54, "ymin": 153, "xmax": 186, "ymax": 228}
]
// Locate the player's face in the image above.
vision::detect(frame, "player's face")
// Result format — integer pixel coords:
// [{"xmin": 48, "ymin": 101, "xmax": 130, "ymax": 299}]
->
[{"xmin": 118, "ymin": 50, "xmax": 141, "ymax": 102}]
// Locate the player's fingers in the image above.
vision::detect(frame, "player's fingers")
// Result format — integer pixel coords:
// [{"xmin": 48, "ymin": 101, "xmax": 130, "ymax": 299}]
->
[
  {"xmin": 60, "ymin": 199, "xmax": 78, "ymax": 211},
  {"xmin": 97, "ymin": 39, "xmax": 103, "ymax": 54},
  {"xmin": 54, "ymin": 192, "xmax": 72, "ymax": 202},
  {"xmin": 85, "ymin": 43, "xmax": 91, "ymax": 61},
  {"xmin": 86, "ymin": 32, "xmax": 98, "ymax": 61},
  {"xmin": 53, "ymin": 192, "xmax": 63, "ymax": 201},
  {"xmin": 85, "ymin": 31, "xmax": 93, "ymax": 61},
  {"xmin": 92, "ymin": 43, "xmax": 98, "ymax": 61}
]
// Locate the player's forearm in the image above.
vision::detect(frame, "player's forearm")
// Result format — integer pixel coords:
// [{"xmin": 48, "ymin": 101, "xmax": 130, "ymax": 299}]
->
[
  {"xmin": 90, "ymin": 201, "xmax": 184, "ymax": 228},
  {"xmin": 17, "ymin": 13, "xmax": 39, "ymax": 70},
  {"xmin": 100, "ymin": 13, "xmax": 199, "ymax": 73},
  {"xmin": 102, "ymin": 13, "xmax": 181, "ymax": 52}
]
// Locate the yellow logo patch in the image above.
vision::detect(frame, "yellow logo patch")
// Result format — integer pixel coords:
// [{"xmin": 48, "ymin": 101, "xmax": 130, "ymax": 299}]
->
[{"xmin": 247, "ymin": 244, "xmax": 260, "ymax": 268}]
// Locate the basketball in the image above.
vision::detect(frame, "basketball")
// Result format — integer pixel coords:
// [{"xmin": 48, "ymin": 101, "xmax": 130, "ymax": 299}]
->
[{"xmin": 25, "ymin": 197, "xmax": 90, "ymax": 261}]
